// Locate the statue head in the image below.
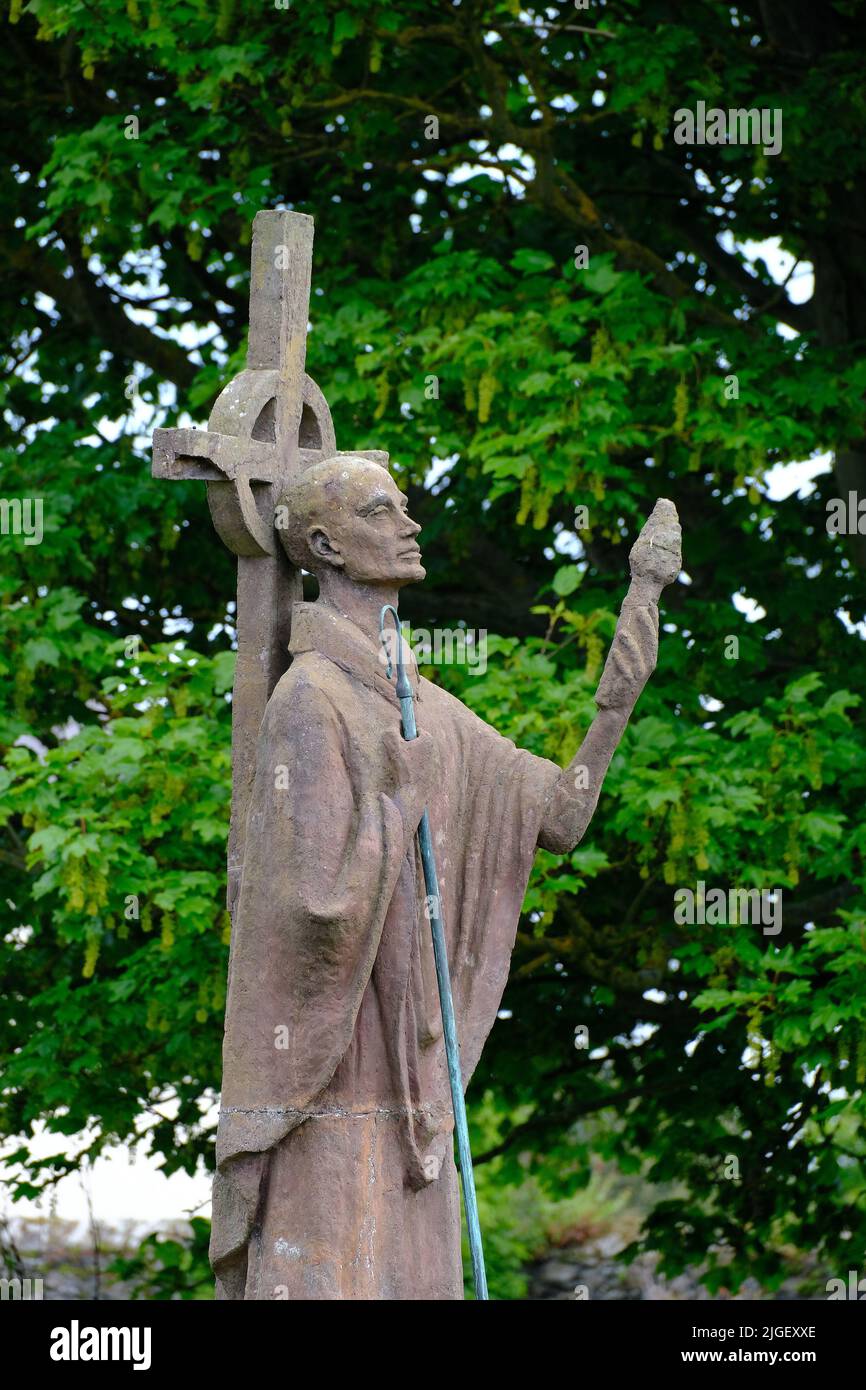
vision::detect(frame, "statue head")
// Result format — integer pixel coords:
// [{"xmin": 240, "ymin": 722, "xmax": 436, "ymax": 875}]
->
[{"xmin": 276, "ymin": 454, "xmax": 425, "ymax": 589}]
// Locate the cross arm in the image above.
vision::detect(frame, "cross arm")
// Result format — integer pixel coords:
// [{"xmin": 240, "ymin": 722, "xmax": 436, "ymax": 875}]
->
[{"xmin": 152, "ymin": 427, "xmax": 278, "ymax": 485}]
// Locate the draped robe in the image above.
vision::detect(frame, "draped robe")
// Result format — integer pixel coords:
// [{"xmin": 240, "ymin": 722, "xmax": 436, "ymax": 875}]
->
[{"xmin": 210, "ymin": 602, "xmax": 585, "ymax": 1300}]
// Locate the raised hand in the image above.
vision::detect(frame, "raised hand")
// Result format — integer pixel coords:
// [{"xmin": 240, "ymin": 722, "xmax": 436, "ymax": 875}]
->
[
  {"xmin": 540, "ymin": 498, "xmax": 684, "ymax": 852},
  {"xmin": 628, "ymin": 497, "xmax": 682, "ymax": 598},
  {"xmin": 594, "ymin": 498, "xmax": 681, "ymax": 712}
]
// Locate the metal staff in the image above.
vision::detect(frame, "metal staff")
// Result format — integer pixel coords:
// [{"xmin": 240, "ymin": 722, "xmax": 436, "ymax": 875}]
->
[{"xmin": 379, "ymin": 604, "xmax": 488, "ymax": 1301}]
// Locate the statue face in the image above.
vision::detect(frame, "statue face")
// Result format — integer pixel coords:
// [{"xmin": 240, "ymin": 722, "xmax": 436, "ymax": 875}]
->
[{"xmin": 308, "ymin": 462, "xmax": 425, "ymax": 586}]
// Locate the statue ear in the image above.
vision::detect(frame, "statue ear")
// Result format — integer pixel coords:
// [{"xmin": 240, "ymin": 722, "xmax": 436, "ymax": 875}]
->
[{"xmin": 308, "ymin": 526, "xmax": 344, "ymax": 568}]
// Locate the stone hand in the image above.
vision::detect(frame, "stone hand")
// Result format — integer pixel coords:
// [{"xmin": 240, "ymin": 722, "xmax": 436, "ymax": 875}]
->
[
  {"xmin": 381, "ymin": 725, "xmax": 440, "ymax": 827},
  {"xmin": 594, "ymin": 499, "xmax": 681, "ymax": 712},
  {"xmin": 628, "ymin": 497, "xmax": 682, "ymax": 598}
]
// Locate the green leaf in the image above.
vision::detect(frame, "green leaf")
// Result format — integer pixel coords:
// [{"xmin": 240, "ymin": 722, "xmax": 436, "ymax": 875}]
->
[
  {"xmin": 22, "ymin": 637, "xmax": 61, "ymax": 669},
  {"xmin": 510, "ymin": 249, "xmax": 556, "ymax": 274},
  {"xmin": 552, "ymin": 565, "xmax": 582, "ymax": 597}
]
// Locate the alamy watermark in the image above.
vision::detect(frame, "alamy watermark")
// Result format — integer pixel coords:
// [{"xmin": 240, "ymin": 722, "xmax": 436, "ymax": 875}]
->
[
  {"xmin": 380, "ymin": 622, "xmax": 488, "ymax": 676},
  {"xmin": 0, "ymin": 497, "xmax": 43, "ymax": 545},
  {"xmin": 1, "ymin": 1275, "xmax": 44, "ymax": 1300},
  {"xmin": 673, "ymin": 101, "xmax": 782, "ymax": 156},
  {"xmin": 826, "ymin": 1271, "xmax": 866, "ymax": 1299},
  {"xmin": 826, "ymin": 492, "xmax": 866, "ymax": 535},
  {"xmin": 49, "ymin": 1320, "xmax": 151, "ymax": 1370},
  {"xmin": 674, "ymin": 881, "xmax": 782, "ymax": 936}
]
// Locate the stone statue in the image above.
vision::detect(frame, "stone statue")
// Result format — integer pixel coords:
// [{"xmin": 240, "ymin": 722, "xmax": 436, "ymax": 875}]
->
[
  {"xmin": 150, "ymin": 210, "xmax": 682, "ymax": 1301},
  {"xmin": 209, "ymin": 456, "xmax": 681, "ymax": 1299}
]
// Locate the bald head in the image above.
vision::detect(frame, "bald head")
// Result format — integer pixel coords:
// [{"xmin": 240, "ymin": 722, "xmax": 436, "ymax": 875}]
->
[
  {"xmin": 275, "ymin": 454, "xmax": 425, "ymax": 589},
  {"xmin": 276, "ymin": 455, "xmax": 384, "ymax": 569}
]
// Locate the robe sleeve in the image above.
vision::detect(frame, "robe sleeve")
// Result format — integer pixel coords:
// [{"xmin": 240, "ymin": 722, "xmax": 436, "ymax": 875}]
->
[{"xmin": 427, "ymin": 692, "xmax": 563, "ymax": 1089}]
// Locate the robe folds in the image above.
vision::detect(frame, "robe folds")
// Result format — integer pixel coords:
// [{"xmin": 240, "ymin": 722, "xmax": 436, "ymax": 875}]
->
[{"xmin": 211, "ymin": 602, "xmax": 583, "ymax": 1300}]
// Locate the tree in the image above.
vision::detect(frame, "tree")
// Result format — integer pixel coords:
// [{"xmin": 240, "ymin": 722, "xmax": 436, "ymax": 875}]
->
[{"xmin": 1, "ymin": 0, "xmax": 864, "ymax": 1295}]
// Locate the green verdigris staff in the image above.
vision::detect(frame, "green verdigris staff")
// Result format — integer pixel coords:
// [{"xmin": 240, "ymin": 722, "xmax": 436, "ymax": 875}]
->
[{"xmin": 380, "ymin": 603, "xmax": 488, "ymax": 1301}]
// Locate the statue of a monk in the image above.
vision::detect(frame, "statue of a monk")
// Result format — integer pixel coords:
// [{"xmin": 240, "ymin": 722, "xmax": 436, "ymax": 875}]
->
[{"xmin": 210, "ymin": 453, "xmax": 682, "ymax": 1300}]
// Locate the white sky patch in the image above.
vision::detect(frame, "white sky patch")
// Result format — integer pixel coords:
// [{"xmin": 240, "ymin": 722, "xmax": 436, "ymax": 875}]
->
[
  {"xmin": 448, "ymin": 143, "xmax": 536, "ymax": 199},
  {"xmin": 1, "ymin": 1119, "xmax": 214, "ymax": 1239},
  {"xmin": 765, "ymin": 453, "xmax": 832, "ymax": 500},
  {"xmin": 630, "ymin": 1022, "xmax": 659, "ymax": 1045},
  {"xmin": 642, "ymin": 988, "xmax": 667, "ymax": 1005},
  {"xmin": 735, "ymin": 236, "xmax": 815, "ymax": 306},
  {"xmin": 836, "ymin": 609, "xmax": 866, "ymax": 640},
  {"xmin": 733, "ymin": 591, "xmax": 767, "ymax": 623},
  {"xmin": 424, "ymin": 454, "xmax": 457, "ymax": 491},
  {"xmin": 717, "ymin": 231, "xmax": 814, "ymax": 341},
  {"xmin": 553, "ymin": 528, "xmax": 585, "ymax": 560}
]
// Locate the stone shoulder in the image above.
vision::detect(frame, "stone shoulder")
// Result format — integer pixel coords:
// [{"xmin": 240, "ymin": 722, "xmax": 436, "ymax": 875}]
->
[{"xmin": 263, "ymin": 651, "xmax": 356, "ymax": 730}]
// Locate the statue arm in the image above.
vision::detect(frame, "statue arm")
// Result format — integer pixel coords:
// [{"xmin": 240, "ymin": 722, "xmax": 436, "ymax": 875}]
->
[{"xmin": 538, "ymin": 499, "xmax": 682, "ymax": 853}]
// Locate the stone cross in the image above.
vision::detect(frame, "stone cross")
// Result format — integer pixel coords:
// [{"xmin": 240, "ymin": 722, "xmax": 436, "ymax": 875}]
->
[{"xmin": 152, "ymin": 210, "xmax": 387, "ymax": 913}]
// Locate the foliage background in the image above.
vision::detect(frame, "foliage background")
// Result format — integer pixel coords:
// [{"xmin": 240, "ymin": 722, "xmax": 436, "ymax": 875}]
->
[{"xmin": 2, "ymin": 0, "xmax": 865, "ymax": 1298}]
